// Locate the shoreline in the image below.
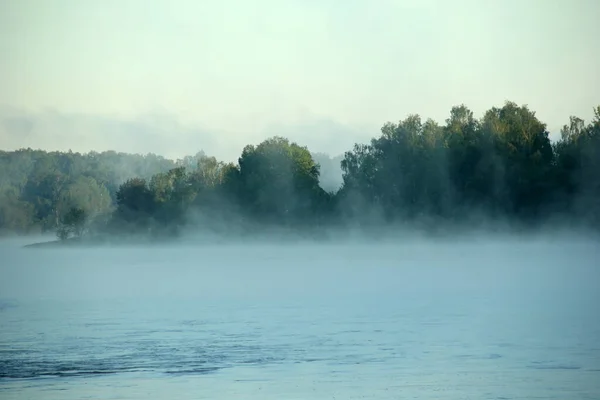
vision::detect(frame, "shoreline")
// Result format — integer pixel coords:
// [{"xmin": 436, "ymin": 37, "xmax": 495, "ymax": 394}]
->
[{"xmin": 24, "ymin": 239, "xmax": 78, "ymax": 248}]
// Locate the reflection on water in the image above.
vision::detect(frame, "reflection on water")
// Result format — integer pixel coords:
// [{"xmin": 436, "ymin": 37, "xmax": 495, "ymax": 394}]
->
[{"xmin": 1, "ymin": 240, "xmax": 599, "ymax": 399}]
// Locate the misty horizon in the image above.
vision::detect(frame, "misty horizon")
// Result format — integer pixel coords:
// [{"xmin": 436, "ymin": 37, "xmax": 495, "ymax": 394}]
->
[
  {"xmin": 2, "ymin": 100, "xmax": 600, "ymax": 241},
  {"xmin": 2, "ymin": 0, "xmax": 599, "ymax": 161},
  {"xmin": 0, "ymin": 104, "xmax": 583, "ymax": 164},
  {"xmin": 0, "ymin": 106, "xmax": 364, "ymax": 163}
]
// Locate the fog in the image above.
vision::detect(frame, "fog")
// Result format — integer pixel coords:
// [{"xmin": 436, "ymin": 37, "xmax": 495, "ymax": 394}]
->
[
  {"xmin": 2, "ymin": 234, "xmax": 598, "ymax": 302},
  {"xmin": 0, "ymin": 107, "xmax": 366, "ymax": 163},
  {"xmin": 2, "ymin": 1, "xmax": 599, "ymax": 160},
  {"xmin": 2, "ymin": 0, "xmax": 599, "ymax": 396},
  {"xmin": 2, "ymin": 234, "xmax": 599, "ymax": 399}
]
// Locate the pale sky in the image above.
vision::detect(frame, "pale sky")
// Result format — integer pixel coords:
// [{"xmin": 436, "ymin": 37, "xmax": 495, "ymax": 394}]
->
[{"xmin": 1, "ymin": 0, "xmax": 599, "ymax": 161}]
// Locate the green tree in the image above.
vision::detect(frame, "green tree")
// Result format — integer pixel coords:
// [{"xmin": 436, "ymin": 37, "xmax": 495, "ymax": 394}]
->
[
  {"xmin": 56, "ymin": 207, "xmax": 86, "ymax": 240},
  {"xmin": 20, "ymin": 172, "xmax": 68, "ymax": 231},
  {"xmin": 0, "ymin": 189, "xmax": 36, "ymax": 234},
  {"xmin": 480, "ymin": 101, "xmax": 554, "ymax": 219},
  {"xmin": 113, "ymin": 178, "xmax": 156, "ymax": 233},
  {"xmin": 236, "ymin": 136, "xmax": 329, "ymax": 226},
  {"xmin": 56, "ymin": 176, "xmax": 112, "ymax": 222},
  {"xmin": 553, "ymin": 106, "xmax": 600, "ymax": 227}
]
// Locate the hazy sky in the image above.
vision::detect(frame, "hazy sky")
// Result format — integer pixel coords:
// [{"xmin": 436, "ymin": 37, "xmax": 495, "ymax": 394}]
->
[{"xmin": 1, "ymin": 0, "xmax": 599, "ymax": 160}]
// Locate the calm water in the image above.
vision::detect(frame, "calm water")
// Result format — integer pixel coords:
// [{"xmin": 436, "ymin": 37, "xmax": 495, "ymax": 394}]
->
[{"xmin": 1, "ymin": 238, "xmax": 599, "ymax": 399}]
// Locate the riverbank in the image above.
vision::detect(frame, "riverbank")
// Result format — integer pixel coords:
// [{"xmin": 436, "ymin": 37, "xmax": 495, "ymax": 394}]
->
[{"xmin": 23, "ymin": 238, "xmax": 83, "ymax": 248}]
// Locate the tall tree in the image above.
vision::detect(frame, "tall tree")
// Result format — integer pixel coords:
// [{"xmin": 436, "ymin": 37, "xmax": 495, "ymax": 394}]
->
[{"xmin": 236, "ymin": 136, "xmax": 328, "ymax": 226}]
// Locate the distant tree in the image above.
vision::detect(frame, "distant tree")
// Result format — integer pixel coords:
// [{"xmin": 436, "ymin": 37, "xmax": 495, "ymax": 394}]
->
[
  {"xmin": 480, "ymin": 101, "xmax": 554, "ymax": 219},
  {"xmin": 235, "ymin": 136, "xmax": 329, "ymax": 226},
  {"xmin": 2, "ymin": 102, "xmax": 600, "ymax": 237},
  {"xmin": 56, "ymin": 176, "xmax": 112, "ymax": 223},
  {"xmin": 0, "ymin": 189, "xmax": 36, "ymax": 234},
  {"xmin": 113, "ymin": 178, "xmax": 156, "ymax": 233},
  {"xmin": 552, "ymin": 106, "xmax": 600, "ymax": 227},
  {"xmin": 20, "ymin": 172, "xmax": 68, "ymax": 231},
  {"xmin": 56, "ymin": 207, "xmax": 86, "ymax": 240},
  {"xmin": 149, "ymin": 167, "xmax": 196, "ymax": 229}
]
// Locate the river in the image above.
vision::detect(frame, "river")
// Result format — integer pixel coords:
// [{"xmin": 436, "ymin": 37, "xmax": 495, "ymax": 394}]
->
[{"xmin": 1, "ymin": 237, "xmax": 599, "ymax": 399}]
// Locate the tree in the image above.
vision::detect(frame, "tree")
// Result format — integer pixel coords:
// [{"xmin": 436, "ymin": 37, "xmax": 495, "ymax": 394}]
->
[
  {"xmin": 149, "ymin": 167, "xmax": 195, "ymax": 228},
  {"xmin": 113, "ymin": 178, "xmax": 156, "ymax": 232},
  {"xmin": 236, "ymin": 136, "xmax": 328, "ymax": 225},
  {"xmin": 0, "ymin": 189, "xmax": 36, "ymax": 234},
  {"xmin": 480, "ymin": 101, "xmax": 554, "ymax": 219},
  {"xmin": 56, "ymin": 207, "xmax": 86, "ymax": 240},
  {"xmin": 20, "ymin": 172, "xmax": 68, "ymax": 231},
  {"xmin": 553, "ymin": 106, "xmax": 600, "ymax": 228},
  {"xmin": 2, "ymin": 101, "xmax": 600, "ymax": 238},
  {"xmin": 56, "ymin": 176, "xmax": 112, "ymax": 223}
]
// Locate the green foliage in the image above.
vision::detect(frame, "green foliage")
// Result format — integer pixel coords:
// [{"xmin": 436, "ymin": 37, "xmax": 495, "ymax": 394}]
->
[
  {"xmin": 339, "ymin": 101, "xmax": 599, "ymax": 228},
  {"xmin": 57, "ymin": 176, "xmax": 112, "ymax": 219},
  {"xmin": 56, "ymin": 207, "xmax": 86, "ymax": 240},
  {"xmin": 113, "ymin": 178, "xmax": 156, "ymax": 233},
  {"xmin": 0, "ymin": 149, "xmax": 176, "ymax": 234},
  {"xmin": 2, "ymin": 102, "xmax": 600, "ymax": 238},
  {"xmin": 234, "ymin": 137, "xmax": 327, "ymax": 226},
  {"xmin": 0, "ymin": 190, "xmax": 35, "ymax": 235}
]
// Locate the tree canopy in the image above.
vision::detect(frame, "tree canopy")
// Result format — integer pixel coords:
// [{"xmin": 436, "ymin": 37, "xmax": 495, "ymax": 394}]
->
[{"xmin": 1, "ymin": 101, "xmax": 599, "ymax": 239}]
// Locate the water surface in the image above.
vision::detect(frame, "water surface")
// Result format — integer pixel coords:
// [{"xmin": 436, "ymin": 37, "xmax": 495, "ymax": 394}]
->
[{"xmin": 1, "ymin": 239, "xmax": 599, "ymax": 399}]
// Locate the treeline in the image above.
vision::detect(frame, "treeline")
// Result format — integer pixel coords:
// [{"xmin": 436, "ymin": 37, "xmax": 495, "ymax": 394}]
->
[
  {"xmin": 0, "ymin": 150, "xmax": 177, "ymax": 234},
  {"xmin": 1, "ymin": 101, "xmax": 599, "ymax": 240}
]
